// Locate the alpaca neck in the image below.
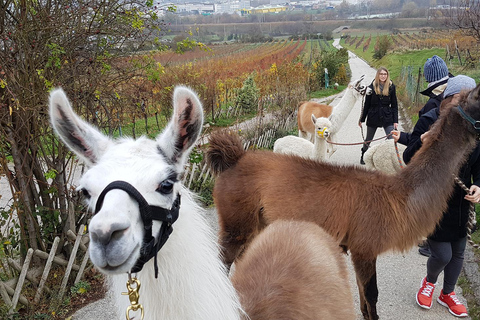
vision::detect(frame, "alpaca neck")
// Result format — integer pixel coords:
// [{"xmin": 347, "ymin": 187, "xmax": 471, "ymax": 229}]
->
[
  {"xmin": 312, "ymin": 136, "xmax": 327, "ymax": 160},
  {"xmin": 330, "ymin": 88, "xmax": 357, "ymax": 132},
  {"xmin": 400, "ymin": 110, "xmax": 477, "ymax": 239},
  {"xmin": 108, "ymin": 193, "xmax": 242, "ymax": 320}
]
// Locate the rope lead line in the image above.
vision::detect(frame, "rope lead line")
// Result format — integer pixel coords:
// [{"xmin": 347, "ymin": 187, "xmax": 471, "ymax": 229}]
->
[
  {"xmin": 327, "ymin": 132, "xmax": 393, "ymax": 146},
  {"xmin": 453, "ymin": 175, "xmax": 479, "ymax": 249}
]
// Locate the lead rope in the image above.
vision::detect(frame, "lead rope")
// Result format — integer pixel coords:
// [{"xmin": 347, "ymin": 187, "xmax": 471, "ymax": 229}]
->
[
  {"xmin": 359, "ymin": 91, "xmax": 366, "ymax": 143},
  {"xmin": 394, "ymin": 141, "xmax": 405, "ymax": 169},
  {"xmin": 453, "ymin": 175, "xmax": 479, "ymax": 249}
]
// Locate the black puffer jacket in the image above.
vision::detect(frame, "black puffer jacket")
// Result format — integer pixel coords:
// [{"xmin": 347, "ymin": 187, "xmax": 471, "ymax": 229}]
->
[
  {"xmin": 404, "ymin": 108, "xmax": 480, "ymax": 242},
  {"xmin": 360, "ymin": 81, "xmax": 398, "ymax": 128},
  {"xmin": 418, "ymin": 78, "xmax": 449, "ymax": 117}
]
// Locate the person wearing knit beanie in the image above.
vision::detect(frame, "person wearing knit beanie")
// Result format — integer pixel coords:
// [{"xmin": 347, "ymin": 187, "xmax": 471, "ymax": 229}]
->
[
  {"xmin": 403, "ymin": 74, "xmax": 479, "ymax": 318},
  {"xmin": 417, "ymin": 55, "xmax": 452, "ymax": 117},
  {"xmin": 392, "ymin": 56, "xmax": 452, "ymax": 146},
  {"xmin": 423, "ymin": 55, "xmax": 449, "ymax": 84},
  {"xmin": 443, "ymin": 75, "xmax": 476, "ymax": 99}
]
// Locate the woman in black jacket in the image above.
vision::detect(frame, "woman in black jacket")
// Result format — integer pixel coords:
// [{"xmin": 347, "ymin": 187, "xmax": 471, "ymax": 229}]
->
[
  {"xmin": 404, "ymin": 76, "xmax": 479, "ymax": 317},
  {"xmin": 359, "ymin": 67, "xmax": 398, "ymax": 164}
]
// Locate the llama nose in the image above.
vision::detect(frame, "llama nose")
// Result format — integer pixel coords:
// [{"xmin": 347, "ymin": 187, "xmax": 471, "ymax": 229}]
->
[{"xmin": 90, "ymin": 221, "xmax": 130, "ymax": 246}]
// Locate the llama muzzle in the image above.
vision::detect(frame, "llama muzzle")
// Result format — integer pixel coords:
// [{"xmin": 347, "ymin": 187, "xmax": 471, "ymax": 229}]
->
[{"xmin": 94, "ymin": 180, "xmax": 181, "ymax": 277}]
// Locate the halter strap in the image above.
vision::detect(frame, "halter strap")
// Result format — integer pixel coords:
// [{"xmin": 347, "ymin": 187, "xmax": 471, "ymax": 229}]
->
[
  {"xmin": 457, "ymin": 105, "xmax": 480, "ymax": 134},
  {"xmin": 94, "ymin": 180, "xmax": 180, "ymax": 278}
]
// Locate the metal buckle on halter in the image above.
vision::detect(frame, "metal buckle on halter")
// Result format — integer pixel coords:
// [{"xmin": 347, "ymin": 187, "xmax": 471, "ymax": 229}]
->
[{"xmin": 474, "ymin": 121, "xmax": 480, "ymax": 131}]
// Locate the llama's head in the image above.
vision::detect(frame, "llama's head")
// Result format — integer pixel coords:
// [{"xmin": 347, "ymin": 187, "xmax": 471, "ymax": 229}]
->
[
  {"xmin": 348, "ymin": 75, "xmax": 368, "ymax": 97},
  {"xmin": 311, "ymin": 115, "xmax": 332, "ymax": 139},
  {"xmin": 457, "ymin": 83, "xmax": 480, "ymax": 137},
  {"xmin": 50, "ymin": 86, "xmax": 203, "ymax": 275}
]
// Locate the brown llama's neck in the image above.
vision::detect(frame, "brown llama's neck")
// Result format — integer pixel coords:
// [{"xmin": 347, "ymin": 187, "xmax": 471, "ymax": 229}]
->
[{"xmin": 399, "ymin": 108, "xmax": 478, "ymax": 236}]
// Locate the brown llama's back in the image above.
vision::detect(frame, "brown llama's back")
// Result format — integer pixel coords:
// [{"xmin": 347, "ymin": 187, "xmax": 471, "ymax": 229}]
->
[
  {"xmin": 231, "ymin": 220, "xmax": 355, "ymax": 320},
  {"xmin": 297, "ymin": 101, "xmax": 333, "ymax": 139}
]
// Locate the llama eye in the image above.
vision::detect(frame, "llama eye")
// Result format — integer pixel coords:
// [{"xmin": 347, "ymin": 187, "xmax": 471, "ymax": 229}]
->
[
  {"xmin": 80, "ymin": 188, "xmax": 91, "ymax": 199},
  {"xmin": 156, "ymin": 180, "xmax": 174, "ymax": 194}
]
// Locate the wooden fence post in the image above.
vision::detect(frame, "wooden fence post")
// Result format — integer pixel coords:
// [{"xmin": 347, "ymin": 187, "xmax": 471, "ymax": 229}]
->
[
  {"xmin": 34, "ymin": 237, "xmax": 60, "ymax": 304},
  {"xmin": 74, "ymin": 248, "xmax": 90, "ymax": 285},
  {"xmin": 58, "ymin": 224, "xmax": 85, "ymax": 301},
  {"xmin": 10, "ymin": 248, "xmax": 33, "ymax": 312},
  {"xmin": 0, "ymin": 281, "xmax": 12, "ymax": 306}
]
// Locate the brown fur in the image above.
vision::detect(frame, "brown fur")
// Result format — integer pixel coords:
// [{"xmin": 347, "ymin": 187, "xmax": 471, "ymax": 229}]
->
[
  {"xmin": 232, "ymin": 220, "xmax": 355, "ymax": 320},
  {"xmin": 297, "ymin": 101, "xmax": 333, "ymax": 141},
  {"xmin": 206, "ymin": 85, "xmax": 480, "ymax": 320}
]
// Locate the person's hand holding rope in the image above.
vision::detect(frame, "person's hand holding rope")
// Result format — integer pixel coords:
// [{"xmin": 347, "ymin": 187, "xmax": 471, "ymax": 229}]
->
[
  {"xmin": 391, "ymin": 130, "xmax": 400, "ymax": 142},
  {"xmin": 465, "ymin": 185, "xmax": 480, "ymax": 203}
]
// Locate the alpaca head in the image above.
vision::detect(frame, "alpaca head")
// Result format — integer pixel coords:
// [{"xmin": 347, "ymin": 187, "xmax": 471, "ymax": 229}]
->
[
  {"xmin": 311, "ymin": 115, "xmax": 332, "ymax": 139},
  {"xmin": 50, "ymin": 86, "xmax": 204, "ymax": 275}
]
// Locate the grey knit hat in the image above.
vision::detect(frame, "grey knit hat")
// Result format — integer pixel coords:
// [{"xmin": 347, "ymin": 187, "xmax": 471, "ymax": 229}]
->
[
  {"xmin": 423, "ymin": 55, "xmax": 449, "ymax": 83},
  {"xmin": 443, "ymin": 75, "xmax": 476, "ymax": 98}
]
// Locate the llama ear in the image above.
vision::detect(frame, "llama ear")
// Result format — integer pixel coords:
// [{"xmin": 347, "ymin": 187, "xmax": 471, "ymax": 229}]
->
[
  {"xmin": 49, "ymin": 88, "xmax": 111, "ymax": 166},
  {"xmin": 311, "ymin": 114, "xmax": 317, "ymax": 124},
  {"xmin": 468, "ymin": 83, "xmax": 480, "ymax": 102},
  {"xmin": 156, "ymin": 86, "xmax": 203, "ymax": 170}
]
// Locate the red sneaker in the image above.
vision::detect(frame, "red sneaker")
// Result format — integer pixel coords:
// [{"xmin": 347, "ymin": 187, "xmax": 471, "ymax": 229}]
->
[
  {"xmin": 437, "ymin": 290, "xmax": 468, "ymax": 318},
  {"xmin": 416, "ymin": 277, "xmax": 435, "ymax": 309}
]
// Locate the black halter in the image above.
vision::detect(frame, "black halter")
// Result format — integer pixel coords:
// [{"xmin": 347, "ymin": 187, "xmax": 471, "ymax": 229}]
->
[
  {"xmin": 457, "ymin": 105, "xmax": 480, "ymax": 137},
  {"xmin": 94, "ymin": 180, "xmax": 180, "ymax": 278}
]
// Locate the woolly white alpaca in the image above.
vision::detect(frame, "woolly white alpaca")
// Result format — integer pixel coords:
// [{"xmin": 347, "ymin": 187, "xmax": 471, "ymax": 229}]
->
[
  {"xmin": 273, "ymin": 116, "xmax": 331, "ymax": 160},
  {"xmin": 298, "ymin": 76, "xmax": 367, "ymax": 144},
  {"xmin": 50, "ymin": 87, "xmax": 355, "ymax": 320},
  {"xmin": 364, "ymin": 139, "xmax": 406, "ymax": 174}
]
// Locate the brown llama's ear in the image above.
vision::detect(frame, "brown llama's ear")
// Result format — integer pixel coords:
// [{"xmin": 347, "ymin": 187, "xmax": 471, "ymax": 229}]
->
[{"xmin": 467, "ymin": 83, "xmax": 480, "ymax": 102}]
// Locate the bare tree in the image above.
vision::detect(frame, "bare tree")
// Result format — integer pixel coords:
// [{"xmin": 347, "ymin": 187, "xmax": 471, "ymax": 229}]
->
[
  {"xmin": 447, "ymin": 0, "xmax": 480, "ymax": 42},
  {"xmin": 0, "ymin": 0, "xmax": 181, "ymax": 258}
]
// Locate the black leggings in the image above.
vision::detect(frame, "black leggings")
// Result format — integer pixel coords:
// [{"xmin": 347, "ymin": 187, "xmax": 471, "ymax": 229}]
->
[
  {"xmin": 361, "ymin": 125, "xmax": 395, "ymax": 152},
  {"xmin": 426, "ymin": 237, "xmax": 467, "ymax": 294}
]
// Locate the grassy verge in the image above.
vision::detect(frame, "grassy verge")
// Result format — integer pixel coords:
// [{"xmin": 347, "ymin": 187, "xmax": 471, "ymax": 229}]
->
[{"xmin": 308, "ymin": 85, "xmax": 347, "ymax": 99}]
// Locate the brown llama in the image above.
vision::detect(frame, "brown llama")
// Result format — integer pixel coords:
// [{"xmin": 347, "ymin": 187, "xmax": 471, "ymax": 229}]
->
[
  {"xmin": 297, "ymin": 100, "xmax": 333, "ymax": 141},
  {"xmin": 206, "ymin": 85, "xmax": 480, "ymax": 320},
  {"xmin": 232, "ymin": 220, "xmax": 355, "ymax": 320}
]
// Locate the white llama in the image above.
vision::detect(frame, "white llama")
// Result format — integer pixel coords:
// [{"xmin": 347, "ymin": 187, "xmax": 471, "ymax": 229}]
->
[
  {"xmin": 327, "ymin": 75, "xmax": 370, "ymax": 153},
  {"xmin": 273, "ymin": 115, "xmax": 331, "ymax": 160},
  {"xmin": 49, "ymin": 87, "xmax": 355, "ymax": 320},
  {"xmin": 363, "ymin": 139, "xmax": 406, "ymax": 174}
]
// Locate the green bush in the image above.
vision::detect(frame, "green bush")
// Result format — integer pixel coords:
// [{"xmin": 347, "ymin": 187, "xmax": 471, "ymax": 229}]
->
[
  {"xmin": 373, "ymin": 35, "xmax": 392, "ymax": 60},
  {"xmin": 235, "ymin": 74, "xmax": 259, "ymax": 113},
  {"xmin": 313, "ymin": 48, "xmax": 349, "ymax": 88}
]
